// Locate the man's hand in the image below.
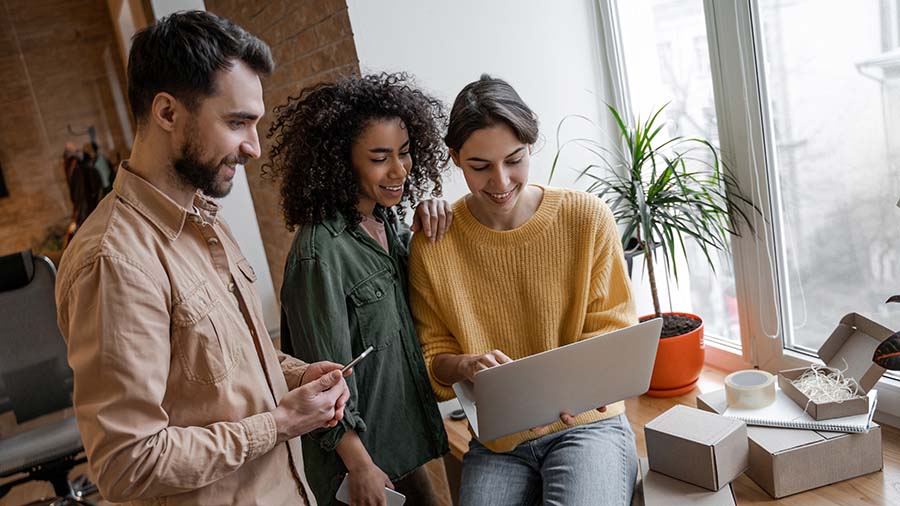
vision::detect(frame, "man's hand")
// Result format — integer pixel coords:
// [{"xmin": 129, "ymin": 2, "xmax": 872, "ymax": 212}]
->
[
  {"xmin": 272, "ymin": 365, "xmax": 350, "ymax": 443},
  {"xmin": 411, "ymin": 199, "xmax": 453, "ymax": 242},
  {"xmin": 300, "ymin": 361, "xmax": 351, "ymax": 425},
  {"xmin": 301, "ymin": 361, "xmax": 349, "ymax": 386},
  {"xmin": 345, "ymin": 463, "xmax": 394, "ymax": 506}
]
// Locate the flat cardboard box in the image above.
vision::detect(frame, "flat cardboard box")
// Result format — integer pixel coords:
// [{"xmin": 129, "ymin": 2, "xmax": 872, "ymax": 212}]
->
[
  {"xmin": 644, "ymin": 405, "xmax": 748, "ymax": 491},
  {"xmin": 697, "ymin": 388, "xmax": 883, "ymax": 498},
  {"xmin": 778, "ymin": 312, "xmax": 890, "ymax": 420},
  {"xmin": 635, "ymin": 458, "xmax": 736, "ymax": 506}
]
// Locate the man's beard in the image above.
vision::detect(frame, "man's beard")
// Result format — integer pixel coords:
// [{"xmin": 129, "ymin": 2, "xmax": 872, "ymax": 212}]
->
[{"xmin": 173, "ymin": 133, "xmax": 241, "ymax": 199}]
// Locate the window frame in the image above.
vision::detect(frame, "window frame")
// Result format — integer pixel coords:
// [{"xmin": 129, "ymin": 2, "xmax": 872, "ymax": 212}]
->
[{"xmin": 596, "ymin": 0, "xmax": 900, "ymax": 426}]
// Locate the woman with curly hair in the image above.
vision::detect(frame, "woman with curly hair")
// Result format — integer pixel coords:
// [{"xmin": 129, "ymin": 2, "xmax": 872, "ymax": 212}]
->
[{"xmin": 265, "ymin": 72, "xmax": 450, "ymax": 506}]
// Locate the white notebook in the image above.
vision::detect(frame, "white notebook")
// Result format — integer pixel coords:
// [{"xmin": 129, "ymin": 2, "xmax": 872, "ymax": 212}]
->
[{"xmin": 722, "ymin": 387, "xmax": 877, "ymax": 433}]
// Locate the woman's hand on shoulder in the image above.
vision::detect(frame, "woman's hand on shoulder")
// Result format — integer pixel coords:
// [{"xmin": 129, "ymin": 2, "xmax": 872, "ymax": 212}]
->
[{"xmin": 412, "ymin": 199, "xmax": 453, "ymax": 242}]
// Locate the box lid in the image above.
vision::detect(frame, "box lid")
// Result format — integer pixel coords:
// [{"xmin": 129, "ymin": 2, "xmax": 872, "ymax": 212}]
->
[
  {"xmin": 697, "ymin": 389, "xmax": 878, "ymax": 451},
  {"xmin": 639, "ymin": 459, "xmax": 736, "ymax": 506},
  {"xmin": 818, "ymin": 313, "xmax": 889, "ymax": 391},
  {"xmin": 645, "ymin": 405, "xmax": 743, "ymax": 446},
  {"xmin": 696, "ymin": 389, "xmax": 728, "ymax": 414},
  {"xmin": 748, "ymin": 425, "xmax": 826, "ymax": 453}
]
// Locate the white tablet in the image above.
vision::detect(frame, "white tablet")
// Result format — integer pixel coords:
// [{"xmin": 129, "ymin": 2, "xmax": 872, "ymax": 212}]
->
[{"xmin": 453, "ymin": 318, "xmax": 662, "ymax": 442}]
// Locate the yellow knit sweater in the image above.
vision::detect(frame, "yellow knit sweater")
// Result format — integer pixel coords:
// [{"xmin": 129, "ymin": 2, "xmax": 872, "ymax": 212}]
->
[{"xmin": 409, "ymin": 185, "xmax": 638, "ymax": 452}]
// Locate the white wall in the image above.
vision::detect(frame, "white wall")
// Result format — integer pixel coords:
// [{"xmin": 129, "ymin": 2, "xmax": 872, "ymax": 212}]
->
[
  {"xmin": 347, "ymin": 0, "xmax": 615, "ymax": 202},
  {"xmin": 347, "ymin": 0, "xmax": 673, "ymax": 318},
  {"xmin": 151, "ymin": 0, "xmax": 204, "ymax": 16},
  {"xmin": 152, "ymin": 0, "xmax": 281, "ymax": 338}
]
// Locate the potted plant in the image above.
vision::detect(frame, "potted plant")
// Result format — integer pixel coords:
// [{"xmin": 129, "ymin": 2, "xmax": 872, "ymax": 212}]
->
[{"xmin": 552, "ymin": 104, "xmax": 758, "ymax": 397}]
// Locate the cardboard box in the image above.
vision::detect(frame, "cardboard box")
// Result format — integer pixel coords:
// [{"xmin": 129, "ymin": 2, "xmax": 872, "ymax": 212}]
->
[
  {"xmin": 635, "ymin": 458, "xmax": 736, "ymax": 505},
  {"xmin": 697, "ymin": 388, "xmax": 883, "ymax": 498},
  {"xmin": 778, "ymin": 313, "xmax": 890, "ymax": 420},
  {"xmin": 644, "ymin": 405, "xmax": 748, "ymax": 491}
]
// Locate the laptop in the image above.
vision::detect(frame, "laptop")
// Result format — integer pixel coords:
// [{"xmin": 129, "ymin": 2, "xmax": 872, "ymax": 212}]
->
[{"xmin": 452, "ymin": 318, "xmax": 662, "ymax": 442}]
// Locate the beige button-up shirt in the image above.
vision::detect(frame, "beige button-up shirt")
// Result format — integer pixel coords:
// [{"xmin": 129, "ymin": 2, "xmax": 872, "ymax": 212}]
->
[{"xmin": 56, "ymin": 165, "xmax": 316, "ymax": 505}]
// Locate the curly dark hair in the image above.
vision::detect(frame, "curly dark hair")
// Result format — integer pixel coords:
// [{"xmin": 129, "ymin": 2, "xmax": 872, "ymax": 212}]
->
[{"xmin": 264, "ymin": 72, "xmax": 448, "ymax": 230}]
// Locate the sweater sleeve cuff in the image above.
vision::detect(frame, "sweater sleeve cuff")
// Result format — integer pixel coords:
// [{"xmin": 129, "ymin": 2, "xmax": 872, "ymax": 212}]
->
[
  {"xmin": 422, "ymin": 342, "xmax": 464, "ymax": 401},
  {"xmin": 240, "ymin": 412, "xmax": 278, "ymax": 462}
]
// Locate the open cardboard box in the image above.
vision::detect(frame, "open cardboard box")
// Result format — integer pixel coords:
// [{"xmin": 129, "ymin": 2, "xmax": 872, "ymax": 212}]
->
[
  {"xmin": 634, "ymin": 458, "xmax": 736, "ymax": 506},
  {"xmin": 697, "ymin": 388, "xmax": 882, "ymax": 498},
  {"xmin": 778, "ymin": 312, "xmax": 890, "ymax": 420},
  {"xmin": 644, "ymin": 405, "xmax": 748, "ymax": 491}
]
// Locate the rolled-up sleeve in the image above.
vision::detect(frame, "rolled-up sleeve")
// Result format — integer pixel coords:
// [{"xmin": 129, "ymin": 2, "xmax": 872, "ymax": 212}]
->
[
  {"xmin": 58, "ymin": 255, "xmax": 276, "ymax": 502},
  {"xmin": 280, "ymin": 257, "xmax": 366, "ymax": 450}
]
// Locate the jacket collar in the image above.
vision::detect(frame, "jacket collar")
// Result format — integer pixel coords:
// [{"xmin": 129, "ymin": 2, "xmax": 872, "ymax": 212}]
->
[{"xmin": 321, "ymin": 206, "xmax": 390, "ymax": 237}]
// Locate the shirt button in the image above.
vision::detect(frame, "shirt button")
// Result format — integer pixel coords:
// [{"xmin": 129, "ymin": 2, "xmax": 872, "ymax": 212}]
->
[
  {"xmin": 228, "ymin": 282, "xmax": 236, "ymax": 292},
  {"xmin": 207, "ymin": 237, "xmax": 220, "ymax": 246}
]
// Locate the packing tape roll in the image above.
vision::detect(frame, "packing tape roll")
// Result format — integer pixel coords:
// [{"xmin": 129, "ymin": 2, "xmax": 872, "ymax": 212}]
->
[{"xmin": 725, "ymin": 369, "xmax": 776, "ymax": 409}]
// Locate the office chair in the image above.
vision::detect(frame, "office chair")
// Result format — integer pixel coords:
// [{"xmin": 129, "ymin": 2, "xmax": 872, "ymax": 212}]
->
[{"xmin": 0, "ymin": 250, "xmax": 96, "ymax": 504}]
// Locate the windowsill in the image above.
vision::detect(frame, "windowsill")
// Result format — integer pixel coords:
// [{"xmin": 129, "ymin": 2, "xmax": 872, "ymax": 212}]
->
[
  {"xmin": 703, "ymin": 338, "xmax": 752, "ymax": 372},
  {"xmin": 708, "ymin": 343, "xmax": 900, "ymax": 429}
]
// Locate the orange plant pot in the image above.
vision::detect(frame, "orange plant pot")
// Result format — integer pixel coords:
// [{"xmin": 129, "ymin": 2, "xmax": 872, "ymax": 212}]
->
[{"xmin": 644, "ymin": 312, "xmax": 705, "ymax": 397}]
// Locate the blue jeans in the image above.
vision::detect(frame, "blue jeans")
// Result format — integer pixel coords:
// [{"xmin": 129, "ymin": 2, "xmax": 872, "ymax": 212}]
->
[{"xmin": 458, "ymin": 414, "xmax": 637, "ymax": 506}]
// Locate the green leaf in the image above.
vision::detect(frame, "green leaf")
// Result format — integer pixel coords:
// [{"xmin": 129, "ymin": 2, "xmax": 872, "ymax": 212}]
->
[
  {"xmin": 552, "ymin": 103, "xmax": 761, "ymax": 301},
  {"xmin": 874, "ymin": 332, "xmax": 900, "ymax": 370}
]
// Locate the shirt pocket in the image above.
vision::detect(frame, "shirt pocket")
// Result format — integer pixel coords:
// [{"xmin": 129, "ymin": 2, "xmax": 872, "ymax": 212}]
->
[
  {"xmin": 349, "ymin": 270, "xmax": 402, "ymax": 351},
  {"xmin": 236, "ymin": 257, "xmax": 257, "ymax": 283},
  {"xmin": 171, "ymin": 280, "xmax": 236, "ymax": 385},
  {"xmin": 234, "ymin": 257, "xmax": 260, "ymax": 315}
]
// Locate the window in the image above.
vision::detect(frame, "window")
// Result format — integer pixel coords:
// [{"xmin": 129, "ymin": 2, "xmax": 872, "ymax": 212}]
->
[
  {"xmin": 755, "ymin": 0, "xmax": 900, "ymax": 354},
  {"xmin": 614, "ymin": 0, "xmax": 742, "ymax": 347},
  {"xmin": 600, "ymin": 0, "xmax": 900, "ymax": 418}
]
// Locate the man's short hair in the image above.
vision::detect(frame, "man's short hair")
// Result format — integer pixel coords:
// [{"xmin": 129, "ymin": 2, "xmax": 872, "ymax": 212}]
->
[{"xmin": 127, "ymin": 10, "xmax": 274, "ymax": 125}]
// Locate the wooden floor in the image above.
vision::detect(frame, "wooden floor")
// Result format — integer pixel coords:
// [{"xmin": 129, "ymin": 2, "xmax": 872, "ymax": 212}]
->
[
  {"xmin": 442, "ymin": 365, "xmax": 900, "ymax": 505},
  {"xmin": 4, "ymin": 365, "xmax": 899, "ymax": 505}
]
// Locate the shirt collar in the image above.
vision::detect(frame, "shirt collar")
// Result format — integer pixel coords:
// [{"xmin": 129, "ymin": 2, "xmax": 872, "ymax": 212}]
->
[
  {"xmin": 112, "ymin": 161, "xmax": 221, "ymax": 241},
  {"xmin": 321, "ymin": 207, "xmax": 390, "ymax": 237}
]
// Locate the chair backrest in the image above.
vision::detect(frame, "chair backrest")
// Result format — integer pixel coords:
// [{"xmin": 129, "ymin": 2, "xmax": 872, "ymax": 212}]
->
[{"xmin": 0, "ymin": 251, "xmax": 73, "ymax": 424}]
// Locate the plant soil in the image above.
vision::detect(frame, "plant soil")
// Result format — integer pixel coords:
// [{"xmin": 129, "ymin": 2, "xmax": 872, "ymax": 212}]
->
[{"xmin": 640, "ymin": 313, "xmax": 702, "ymax": 338}]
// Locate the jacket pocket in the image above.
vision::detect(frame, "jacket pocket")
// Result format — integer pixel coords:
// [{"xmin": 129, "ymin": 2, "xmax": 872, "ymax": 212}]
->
[
  {"xmin": 349, "ymin": 270, "xmax": 402, "ymax": 350},
  {"xmin": 171, "ymin": 280, "xmax": 236, "ymax": 384}
]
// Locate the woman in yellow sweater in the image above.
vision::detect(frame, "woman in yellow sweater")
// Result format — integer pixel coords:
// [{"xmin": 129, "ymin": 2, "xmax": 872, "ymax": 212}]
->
[{"xmin": 408, "ymin": 75, "xmax": 639, "ymax": 506}]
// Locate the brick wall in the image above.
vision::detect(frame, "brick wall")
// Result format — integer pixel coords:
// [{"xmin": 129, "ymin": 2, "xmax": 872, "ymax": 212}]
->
[
  {"xmin": 0, "ymin": 0, "xmax": 131, "ymax": 257},
  {"xmin": 205, "ymin": 0, "xmax": 360, "ymax": 297}
]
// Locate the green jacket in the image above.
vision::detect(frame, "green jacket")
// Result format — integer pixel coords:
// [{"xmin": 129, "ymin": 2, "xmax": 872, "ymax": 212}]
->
[{"xmin": 280, "ymin": 207, "xmax": 449, "ymax": 506}]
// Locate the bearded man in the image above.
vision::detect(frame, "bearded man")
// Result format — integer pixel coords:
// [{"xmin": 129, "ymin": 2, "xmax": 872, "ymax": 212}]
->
[{"xmin": 55, "ymin": 11, "xmax": 349, "ymax": 505}]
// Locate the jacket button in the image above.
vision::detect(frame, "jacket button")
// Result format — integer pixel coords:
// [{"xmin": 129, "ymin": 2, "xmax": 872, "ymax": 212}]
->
[
  {"xmin": 228, "ymin": 282, "xmax": 236, "ymax": 292},
  {"xmin": 375, "ymin": 290, "xmax": 383, "ymax": 298},
  {"xmin": 207, "ymin": 237, "xmax": 220, "ymax": 246}
]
